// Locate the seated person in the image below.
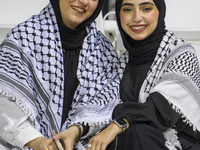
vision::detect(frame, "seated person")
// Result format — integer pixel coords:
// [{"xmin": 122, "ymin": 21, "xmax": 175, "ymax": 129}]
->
[
  {"xmin": 87, "ymin": 0, "xmax": 200, "ymax": 149},
  {"xmin": 0, "ymin": 0, "xmax": 121, "ymax": 149}
]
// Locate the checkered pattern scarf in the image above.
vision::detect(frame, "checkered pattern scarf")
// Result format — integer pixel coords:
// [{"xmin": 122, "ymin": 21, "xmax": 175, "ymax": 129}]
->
[
  {"xmin": 0, "ymin": 3, "xmax": 120, "ymax": 142},
  {"xmin": 120, "ymin": 30, "xmax": 200, "ymax": 149}
]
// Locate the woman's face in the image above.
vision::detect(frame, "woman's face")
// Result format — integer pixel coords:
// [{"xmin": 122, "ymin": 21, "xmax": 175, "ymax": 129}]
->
[
  {"xmin": 60, "ymin": 0, "xmax": 98, "ymax": 29},
  {"xmin": 120, "ymin": 0, "xmax": 159, "ymax": 41}
]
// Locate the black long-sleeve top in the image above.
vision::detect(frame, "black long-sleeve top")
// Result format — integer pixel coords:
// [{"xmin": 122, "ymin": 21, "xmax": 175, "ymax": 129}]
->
[{"xmin": 112, "ymin": 62, "xmax": 200, "ymax": 148}]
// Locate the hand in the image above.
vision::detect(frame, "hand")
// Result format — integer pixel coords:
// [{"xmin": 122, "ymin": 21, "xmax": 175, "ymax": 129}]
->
[
  {"xmin": 52, "ymin": 126, "xmax": 80, "ymax": 150},
  {"xmin": 86, "ymin": 122, "xmax": 122, "ymax": 150},
  {"xmin": 26, "ymin": 137, "xmax": 58, "ymax": 150}
]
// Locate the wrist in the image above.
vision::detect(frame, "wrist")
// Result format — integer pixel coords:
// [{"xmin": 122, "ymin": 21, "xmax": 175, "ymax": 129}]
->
[
  {"xmin": 113, "ymin": 117, "xmax": 129, "ymax": 133},
  {"xmin": 16, "ymin": 126, "xmax": 43, "ymax": 149},
  {"xmin": 26, "ymin": 137, "xmax": 46, "ymax": 149},
  {"xmin": 68, "ymin": 124, "xmax": 83, "ymax": 143},
  {"xmin": 110, "ymin": 122, "xmax": 123, "ymax": 135}
]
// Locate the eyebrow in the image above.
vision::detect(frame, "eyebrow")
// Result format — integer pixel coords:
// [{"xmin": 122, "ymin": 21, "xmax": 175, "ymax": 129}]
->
[{"xmin": 121, "ymin": 2, "xmax": 155, "ymax": 7}]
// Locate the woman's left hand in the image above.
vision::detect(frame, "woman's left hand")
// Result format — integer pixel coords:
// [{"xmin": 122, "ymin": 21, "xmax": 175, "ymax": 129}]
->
[
  {"xmin": 52, "ymin": 126, "xmax": 79, "ymax": 150},
  {"xmin": 86, "ymin": 122, "xmax": 122, "ymax": 150}
]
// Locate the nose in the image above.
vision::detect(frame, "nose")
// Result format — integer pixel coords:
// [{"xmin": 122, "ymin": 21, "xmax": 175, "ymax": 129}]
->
[
  {"xmin": 133, "ymin": 10, "xmax": 142, "ymax": 23},
  {"xmin": 78, "ymin": 0, "xmax": 89, "ymax": 6}
]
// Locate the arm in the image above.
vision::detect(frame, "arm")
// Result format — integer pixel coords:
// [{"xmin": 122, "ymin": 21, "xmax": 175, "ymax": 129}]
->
[
  {"xmin": 0, "ymin": 33, "xmax": 61, "ymax": 150},
  {"xmin": 86, "ymin": 118, "xmax": 129, "ymax": 150},
  {"xmin": 112, "ymin": 92, "xmax": 181, "ymax": 131},
  {"xmin": 0, "ymin": 95, "xmax": 59, "ymax": 150},
  {"xmin": 0, "ymin": 96, "xmax": 44, "ymax": 149},
  {"xmin": 86, "ymin": 92, "xmax": 181, "ymax": 150}
]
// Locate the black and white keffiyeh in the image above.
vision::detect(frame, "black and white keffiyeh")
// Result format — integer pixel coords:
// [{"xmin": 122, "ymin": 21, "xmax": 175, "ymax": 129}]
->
[
  {"xmin": 0, "ymin": 3, "xmax": 120, "ymax": 148},
  {"xmin": 120, "ymin": 30, "xmax": 200, "ymax": 149},
  {"xmin": 141, "ymin": 31, "xmax": 200, "ymax": 126}
]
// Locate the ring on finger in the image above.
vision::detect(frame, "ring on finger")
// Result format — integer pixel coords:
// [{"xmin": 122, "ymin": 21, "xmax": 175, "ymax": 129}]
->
[{"xmin": 87, "ymin": 144, "xmax": 92, "ymax": 148}]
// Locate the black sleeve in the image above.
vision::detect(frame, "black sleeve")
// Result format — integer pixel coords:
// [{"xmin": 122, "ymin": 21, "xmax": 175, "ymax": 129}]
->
[{"xmin": 112, "ymin": 92, "xmax": 181, "ymax": 132}]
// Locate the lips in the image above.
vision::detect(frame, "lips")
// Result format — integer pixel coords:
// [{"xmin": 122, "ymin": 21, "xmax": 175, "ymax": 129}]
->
[
  {"xmin": 72, "ymin": 6, "xmax": 86, "ymax": 13},
  {"xmin": 130, "ymin": 25, "xmax": 147, "ymax": 33}
]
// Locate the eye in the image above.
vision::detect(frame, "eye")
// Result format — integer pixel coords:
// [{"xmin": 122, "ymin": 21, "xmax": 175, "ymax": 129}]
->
[
  {"xmin": 142, "ymin": 7, "xmax": 153, "ymax": 11},
  {"xmin": 121, "ymin": 6, "xmax": 132, "ymax": 12},
  {"xmin": 122, "ymin": 8, "xmax": 131, "ymax": 12}
]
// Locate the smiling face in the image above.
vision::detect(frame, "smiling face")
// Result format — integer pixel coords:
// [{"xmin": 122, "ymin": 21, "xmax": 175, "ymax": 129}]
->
[
  {"xmin": 120, "ymin": 0, "xmax": 159, "ymax": 41},
  {"xmin": 59, "ymin": 0, "xmax": 98, "ymax": 29}
]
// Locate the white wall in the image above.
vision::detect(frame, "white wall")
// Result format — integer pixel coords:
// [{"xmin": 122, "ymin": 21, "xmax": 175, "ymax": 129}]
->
[
  {"xmin": 165, "ymin": 0, "xmax": 200, "ymax": 60},
  {"xmin": 165, "ymin": 0, "xmax": 200, "ymax": 30},
  {"xmin": 165, "ymin": 0, "xmax": 200, "ymax": 42},
  {"xmin": 0, "ymin": 0, "xmax": 49, "ymax": 27},
  {"xmin": 0, "ymin": 0, "xmax": 49, "ymax": 42}
]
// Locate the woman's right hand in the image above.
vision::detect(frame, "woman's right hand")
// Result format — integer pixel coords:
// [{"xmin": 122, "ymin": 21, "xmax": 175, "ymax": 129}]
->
[
  {"xmin": 87, "ymin": 118, "xmax": 129, "ymax": 150},
  {"xmin": 52, "ymin": 126, "xmax": 80, "ymax": 150},
  {"xmin": 26, "ymin": 137, "xmax": 58, "ymax": 150},
  {"xmin": 86, "ymin": 122, "xmax": 122, "ymax": 150}
]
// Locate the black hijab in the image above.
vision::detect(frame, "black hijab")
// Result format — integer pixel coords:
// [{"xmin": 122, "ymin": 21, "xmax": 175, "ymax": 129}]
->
[
  {"xmin": 49, "ymin": 0, "xmax": 105, "ymax": 125},
  {"xmin": 50, "ymin": 0, "xmax": 105, "ymax": 51},
  {"xmin": 115, "ymin": 0, "xmax": 167, "ymax": 66}
]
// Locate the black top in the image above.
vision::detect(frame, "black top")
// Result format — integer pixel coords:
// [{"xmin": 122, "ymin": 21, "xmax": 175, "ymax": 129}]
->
[
  {"xmin": 120, "ymin": 63, "xmax": 151, "ymax": 102},
  {"xmin": 62, "ymin": 50, "xmax": 80, "ymax": 125},
  {"xmin": 113, "ymin": 62, "xmax": 200, "ymax": 148},
  {"xmin": 50, "ymin": 0, "xmax": 106, "ymax": 133}
]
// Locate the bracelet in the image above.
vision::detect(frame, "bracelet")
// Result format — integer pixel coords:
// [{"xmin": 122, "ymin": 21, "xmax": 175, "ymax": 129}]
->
[{"xmin": 68, "ymin": 124, "xmax": 83, "ymax": 143}]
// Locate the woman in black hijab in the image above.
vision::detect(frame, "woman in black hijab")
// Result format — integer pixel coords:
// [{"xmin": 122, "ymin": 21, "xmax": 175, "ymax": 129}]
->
[
  {"xmin": 0, "ymin": 0, "xmax": 121, "ymax": 149},
  {"xmin": 87, "ymin": 0, "xmax": 200, "ymax": 149}
]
